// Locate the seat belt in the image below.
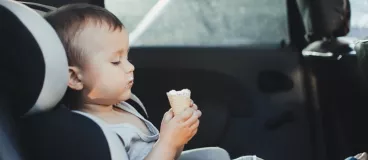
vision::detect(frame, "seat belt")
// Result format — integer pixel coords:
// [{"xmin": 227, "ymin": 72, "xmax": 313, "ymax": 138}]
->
[{"xmin": 127, "ymin": 93, "xmax": 149, "ymax": 119}]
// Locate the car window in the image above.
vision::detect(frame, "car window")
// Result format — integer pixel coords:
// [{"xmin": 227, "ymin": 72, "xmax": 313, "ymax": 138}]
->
[
  {"xmin": 106, "ymin": 0, "xmax": 289, "ymax": 46},
  {"xmin": 348, "ymin": 0, "xmax": 368, "ymax": 39}
]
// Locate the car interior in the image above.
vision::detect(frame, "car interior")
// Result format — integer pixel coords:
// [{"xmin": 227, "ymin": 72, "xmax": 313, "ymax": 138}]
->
[{"xmin": 0, "ymin": 0, "xmax": 367, "ymax": 160}]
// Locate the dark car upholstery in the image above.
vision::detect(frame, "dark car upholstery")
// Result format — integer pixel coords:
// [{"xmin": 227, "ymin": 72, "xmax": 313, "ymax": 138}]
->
[{"xmin": 299, "ymin": 0, "xmax": 368, "ymax": 159}]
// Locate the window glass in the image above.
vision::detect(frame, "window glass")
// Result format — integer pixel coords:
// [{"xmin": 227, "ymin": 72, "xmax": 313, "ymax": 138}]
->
[
  {"xmin": 348, "ymin": 0, "xmax": 368, "ymax": 39},
  {"xmin": 106, "ymin": 0, "xmax": 289, "ymax": 46}
]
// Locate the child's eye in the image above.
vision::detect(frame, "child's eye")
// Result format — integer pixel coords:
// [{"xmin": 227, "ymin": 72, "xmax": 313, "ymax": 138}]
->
[{"xmin": 111, "ymin": 61, "xmax": 121, "ymax": 65}]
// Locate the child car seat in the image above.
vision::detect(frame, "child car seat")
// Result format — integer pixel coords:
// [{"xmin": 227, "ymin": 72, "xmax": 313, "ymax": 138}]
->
[{"xmin": 0, "ymin": 1, "xmax": 128, "ymax": 160}]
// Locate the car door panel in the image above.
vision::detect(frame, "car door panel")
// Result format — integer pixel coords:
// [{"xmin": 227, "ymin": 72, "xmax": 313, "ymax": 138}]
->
[{"xmin": 130, "ymin": 46, "xmax": 318, "ymax": 160}]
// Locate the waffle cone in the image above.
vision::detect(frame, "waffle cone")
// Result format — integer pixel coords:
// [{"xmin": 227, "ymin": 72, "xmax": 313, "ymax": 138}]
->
[{"xmin": 167, "ymin": 94, "xmax": 191, "ymax": 115}]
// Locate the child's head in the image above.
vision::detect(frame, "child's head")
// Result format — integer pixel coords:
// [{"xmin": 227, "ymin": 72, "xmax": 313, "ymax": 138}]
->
[{"xmin": 45, "ymin": 4, "xmax": 135, "ymax": 108}]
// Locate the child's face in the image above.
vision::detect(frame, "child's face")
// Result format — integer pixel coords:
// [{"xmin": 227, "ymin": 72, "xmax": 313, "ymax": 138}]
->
[{"xmin": 72, "ymin": 23, "xmax": 134, "ymax": 106}]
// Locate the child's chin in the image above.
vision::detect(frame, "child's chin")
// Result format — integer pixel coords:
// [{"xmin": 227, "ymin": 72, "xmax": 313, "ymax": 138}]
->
[{"xmin": 119, "ymin": 90, "xmax": 132, "ymax": 101}]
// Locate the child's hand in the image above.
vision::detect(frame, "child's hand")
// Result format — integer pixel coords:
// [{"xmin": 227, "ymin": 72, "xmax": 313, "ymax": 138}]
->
[
  {"xmin": 159, "ymin": 107, "xmax": 201, "ymax": 149},
  {"xmin": 190, "ymin": 100, "xmax": 199, "ymax": 111}
]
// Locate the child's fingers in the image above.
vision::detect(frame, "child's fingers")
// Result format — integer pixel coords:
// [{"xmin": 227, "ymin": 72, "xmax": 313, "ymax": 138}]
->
[
  {"xmin": 182, "ymin": 110, "xmax": 199, "ymax": 127},
  {"xmin": 190, "ymin": 100, "xmax": 194, "ymax": 107},
  {"xmin": 175, "ymin": 108, "xmax": 195, "ymax": 122},
  {"xmin": 168, "ymin": 108, "xmax": 173, "ymax": 114},
  {"xmin": 163, "ymin": 110, "xmax": 174, "ymax": 122},
  {"xmin": 191, "ymin": 128, "xmax": 198, "ymax": 137},
  {"xmin": 195, "ymin": 110, "xmax": 202, "ymax": 118},
  {"xmin": 189, "ymin": 120, "xmax": 200, "ymax": 131},
  {"xmin": 191, "ymin": 103, "xmax": 198, "ymax": 110}
]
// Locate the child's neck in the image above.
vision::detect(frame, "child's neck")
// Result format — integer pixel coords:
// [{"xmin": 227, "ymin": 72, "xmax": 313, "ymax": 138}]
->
[{"xmin": 80, "ymin": 103, "xmax": 115, "ymax": 114}]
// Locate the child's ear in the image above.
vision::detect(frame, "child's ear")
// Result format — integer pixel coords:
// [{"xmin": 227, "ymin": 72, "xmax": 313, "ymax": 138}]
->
[{"xmin": 68, "ymin": 66, "xmax": 83, "ymax": 90}]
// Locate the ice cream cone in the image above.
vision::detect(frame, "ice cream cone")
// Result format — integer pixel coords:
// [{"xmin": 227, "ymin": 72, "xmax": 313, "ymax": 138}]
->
[{"xmin": 167, "ymin": 89, "xmax": 191, "ymax": 115}]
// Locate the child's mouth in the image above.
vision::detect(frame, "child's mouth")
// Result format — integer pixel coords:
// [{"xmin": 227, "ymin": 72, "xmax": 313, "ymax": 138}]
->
[
  {"xmin": 126, "ymin": 81, "xmax": 134, "ymax": 89},
  {"xmin": 129, "ymin": 80, "xmax": 134, "ymax": 85},
  {"xmin": 127, "ymin": 77, "xmax": 134, "ymax": 88}
]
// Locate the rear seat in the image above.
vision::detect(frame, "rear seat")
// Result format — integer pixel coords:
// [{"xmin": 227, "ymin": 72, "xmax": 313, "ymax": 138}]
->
[{"xmin": 299, "ymin": 0, "xmax": 361, "ymax": 159}]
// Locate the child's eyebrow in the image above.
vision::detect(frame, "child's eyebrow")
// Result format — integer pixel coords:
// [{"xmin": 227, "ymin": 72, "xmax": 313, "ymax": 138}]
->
[{"xmin": 111, "ymin": 48, "xmax": 130, "ymax": 57}]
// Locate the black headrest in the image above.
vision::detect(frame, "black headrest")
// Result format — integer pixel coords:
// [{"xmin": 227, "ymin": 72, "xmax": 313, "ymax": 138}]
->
[
  {"xmin": 297, "ymin": 0, "xmax": 351, "ymax": 40},
  {"xmin": 355, "ymin": 40, "xmax": 368, "ymax": 79},
  {"xmin": 0, "ymin": 0, "xmax": 68, "ymax": 117}
]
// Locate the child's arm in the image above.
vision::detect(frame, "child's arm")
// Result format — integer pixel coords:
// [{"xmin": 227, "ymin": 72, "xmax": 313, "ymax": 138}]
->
[
  {"xmin": 174, "ymin": 146, "xmax": 185, "ymax": 160},
  {"xmin": 147, "ymin": 141, "xmax": 183, "ymax": 160},
  {"xmin": 144, "ymin": 140, "xmax": 178, "ymax": 160}
]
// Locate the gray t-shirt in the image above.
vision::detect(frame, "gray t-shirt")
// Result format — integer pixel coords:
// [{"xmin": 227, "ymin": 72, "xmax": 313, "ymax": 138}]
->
[
  {"xmin": 110, "ymin": 102, "xmax": 159, "ymax": 160},
  {"xmin": 74, "ymin": 102, "xmax": 159, "ymax": 160}
]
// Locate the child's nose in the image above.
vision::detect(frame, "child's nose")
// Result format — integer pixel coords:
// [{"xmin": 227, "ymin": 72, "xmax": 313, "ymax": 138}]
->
[
  {"xmin": 129, "ymin": 62, "xmax": 135, "ymax": 73},
  {"xmin": 124, "ymin": 60, "xmax": 135, "ymax": 73}
]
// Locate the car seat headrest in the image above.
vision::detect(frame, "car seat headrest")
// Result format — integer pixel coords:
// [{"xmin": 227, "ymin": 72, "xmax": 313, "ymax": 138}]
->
[
  {"xmin": 297, "ymin": 0, "xmax": 351, "ymax": 41},
  {"xmin": 0, "ymin": 0, "xmax": 68, "ymax": 117},
  {"xmin": 355, "ymin": 39, "xmax": 368, "ymax": 80}
]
